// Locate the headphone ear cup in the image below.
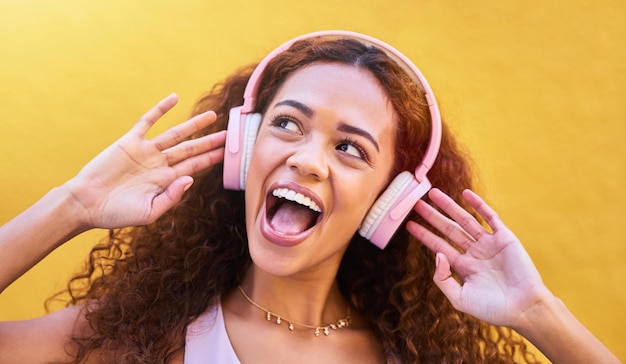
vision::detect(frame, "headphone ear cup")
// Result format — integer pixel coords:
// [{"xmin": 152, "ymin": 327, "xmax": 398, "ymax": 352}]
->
[
  {"xmin": 359, "ymin": 171, "xmax": 414, "ymax": 241},
  {"xmin": 359, "ymin": 171, "xmax": 431, "ymax": 249},
  {"xmin": 240, "ymin": 113, "xmax": 262, "ymax": 189},
  {"xmin": 223, "ymin": 106, "xmax": 262, "ymax": 190}
]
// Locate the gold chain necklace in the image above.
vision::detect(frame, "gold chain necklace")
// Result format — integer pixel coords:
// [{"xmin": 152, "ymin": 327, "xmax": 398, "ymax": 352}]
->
[{"xmin": 238, "ymin": 285, "xmax": 351, "ymax": 336}]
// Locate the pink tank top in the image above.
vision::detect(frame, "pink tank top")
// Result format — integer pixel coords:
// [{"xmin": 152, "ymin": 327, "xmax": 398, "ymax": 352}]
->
[{"xmin": 184, "ymin": 302, "xmax": 241, "ymax": 363}]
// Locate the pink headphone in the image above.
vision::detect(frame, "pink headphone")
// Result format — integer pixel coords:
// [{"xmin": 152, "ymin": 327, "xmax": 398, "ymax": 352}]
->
[{"xmin": 223, "ymin": 30, "xmax": 442, "ymax": 249}]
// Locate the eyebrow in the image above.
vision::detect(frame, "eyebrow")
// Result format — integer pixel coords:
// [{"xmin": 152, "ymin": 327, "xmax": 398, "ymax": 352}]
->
[
  {"xmin": 273, "ymin": 99, "xmax": 380, "ymax": 151},
  {"xmin": 337, "ymin": 123, "xmax": 380, "ymax": 152},
  {"xmin": 274, "ymin": 99, "xmax": 314, "ymax": 118}
]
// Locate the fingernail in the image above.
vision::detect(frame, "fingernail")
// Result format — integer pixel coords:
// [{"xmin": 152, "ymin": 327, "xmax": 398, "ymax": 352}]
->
[{"xmin": 435, "ymin": 253, "xmax": 441, "ymax": 268}]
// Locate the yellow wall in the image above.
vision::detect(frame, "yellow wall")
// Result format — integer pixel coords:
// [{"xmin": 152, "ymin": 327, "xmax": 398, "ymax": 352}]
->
[{"xmin": 1, "ymin": 0, "xmax": 624, "ymax": 361}]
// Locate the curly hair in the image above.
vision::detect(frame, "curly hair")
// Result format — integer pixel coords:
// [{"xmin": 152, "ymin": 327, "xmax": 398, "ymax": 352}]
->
[{"xmin": 50, "ymin": 36, "xmax": 540, "ymax": 363}]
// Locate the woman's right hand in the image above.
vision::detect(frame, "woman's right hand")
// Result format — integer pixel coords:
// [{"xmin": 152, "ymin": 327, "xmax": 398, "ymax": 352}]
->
[{"xmin": 65, "ymin": 94, "xmax": 226, "ymax": 230}]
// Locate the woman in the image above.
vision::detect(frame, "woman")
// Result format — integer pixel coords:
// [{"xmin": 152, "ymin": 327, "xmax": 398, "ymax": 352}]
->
[{"xmin": 0, "ymin": 32, "xmax": 619, "ymax": 363}]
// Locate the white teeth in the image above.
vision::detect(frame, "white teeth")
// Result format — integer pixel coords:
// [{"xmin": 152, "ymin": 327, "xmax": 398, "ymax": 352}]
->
[{"xmin": 272, "ymin": 188, "xmax": 322, "ymax": 213}]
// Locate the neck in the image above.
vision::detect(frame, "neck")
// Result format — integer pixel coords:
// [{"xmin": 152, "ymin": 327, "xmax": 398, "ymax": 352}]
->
[{"xmin": 240, "ymin": 264, "xmax": 348, "ymax": 327}]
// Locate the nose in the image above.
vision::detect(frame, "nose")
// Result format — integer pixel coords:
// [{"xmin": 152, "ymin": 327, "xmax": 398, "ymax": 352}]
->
[{"xmin": 286, "ymin": 141, "xmax": 330, "ymax": 181}]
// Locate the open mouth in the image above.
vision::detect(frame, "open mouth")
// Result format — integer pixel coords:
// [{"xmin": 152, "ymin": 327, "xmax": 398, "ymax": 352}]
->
[{"xmin": 266, "ymin": 187, "xmax": 322, "ymax": 235}]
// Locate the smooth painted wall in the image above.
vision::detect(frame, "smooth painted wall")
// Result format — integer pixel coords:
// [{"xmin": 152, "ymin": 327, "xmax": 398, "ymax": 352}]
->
[{"xmin": 1, "ymin": 0, "xmax": 624, "ymax": 360}]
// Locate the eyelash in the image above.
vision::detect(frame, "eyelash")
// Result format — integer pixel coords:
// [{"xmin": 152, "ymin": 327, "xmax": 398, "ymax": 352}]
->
[
  {"xmin": 270, "ymin": 114, "xmax": 301, "ymax": 133},
  {"xmin": 269, "ymin": 114, "xmax": 372, "ymax": 164},
  {"xmin": 338, "ymin": 136, "xmax": 371, "ymax": 163}
]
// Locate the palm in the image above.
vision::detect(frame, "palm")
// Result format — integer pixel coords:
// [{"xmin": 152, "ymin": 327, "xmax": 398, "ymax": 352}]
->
[
  {"xmin": 407, "ymin": 188, "xmax": 549, "ymax": 327},
  {"xmin": 67, "ymin": 94, "xmax": 226, "ymax": 229}
]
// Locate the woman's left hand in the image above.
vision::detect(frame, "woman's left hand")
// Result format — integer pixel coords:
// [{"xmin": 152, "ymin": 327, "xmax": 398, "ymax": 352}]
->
[{"xmin": 406, "ymin": 188, "xmax": 552, "ymax": 328}]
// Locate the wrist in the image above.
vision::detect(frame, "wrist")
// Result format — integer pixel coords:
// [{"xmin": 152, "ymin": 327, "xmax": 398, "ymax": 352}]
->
[
  {"xmin": 54, "ymin": 179, "xmax": 95, "ymax": 233},
  {"xmin": 512, "ymin": 289, "xmax": 620, "ymax": 363},
  {"xmin": 513, "ymin": 288, "xmax": 561, "ymax": 334}
]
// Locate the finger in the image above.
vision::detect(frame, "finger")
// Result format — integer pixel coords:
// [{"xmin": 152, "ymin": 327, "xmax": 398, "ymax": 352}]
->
[
  {"xmin": 406, "ymin": 218, "xmax": 461, "ymax": 261},
  {"xmin": 428, "ymin": 188, "xmax": 488, "ymax": 242},
  {"xmin": 132, "ymin": 94, "xmax": 179, "ymax": 138},
  {"xmin": 153, "ymin": 110, "xmax": 218, "ymax": 151},
  {"xmin": 149, "ymin": 176, "xmax": 194, "ymax": 221},
  {"xmin": 162, "ymin": 130, "xmax": 226, "ymax": 166},
  {"xmin": 413, "ymin": 199, "xmax": 475, "ymax": 251},
  {"xmin": 171, "ymin": 147, "xmax": 225, "ymax": 177},
  {"xmin": 461, "ymin": 189, "xmax": 508, "ymax": 233},
  {"xmin": 433, "ymin": 253, "xmax": 463, "ymax": 310}
]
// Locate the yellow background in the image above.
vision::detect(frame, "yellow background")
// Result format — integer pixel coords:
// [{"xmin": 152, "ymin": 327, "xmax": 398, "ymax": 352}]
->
[{"xmin": 1, "ymin": 0, "xmax": 624, "ymax": 361}]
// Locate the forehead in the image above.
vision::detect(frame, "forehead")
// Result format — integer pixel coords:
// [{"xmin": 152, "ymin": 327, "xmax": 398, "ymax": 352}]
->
[
  {"xmin": 277, "ymin": 62, "xmax": 387, "ymax": 98},
  {"xmin": 271, "ymin": 63, "xmax": 397, "ymax": 134}
]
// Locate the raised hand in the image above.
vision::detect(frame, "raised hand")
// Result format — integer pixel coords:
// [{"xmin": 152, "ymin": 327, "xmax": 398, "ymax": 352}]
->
[
  {"xmin": 65, "ymin": 94, "xmax": 226, "ymax": 229},
  {"xmin": 406, "ymin": 188, "xmax": 551, "ymax": 328}
]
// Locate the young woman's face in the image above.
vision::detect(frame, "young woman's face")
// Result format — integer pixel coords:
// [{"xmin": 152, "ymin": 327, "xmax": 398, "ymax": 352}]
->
[{"xmin": 245, "ymin": 62, "xmax": 397, "ymax": 277}]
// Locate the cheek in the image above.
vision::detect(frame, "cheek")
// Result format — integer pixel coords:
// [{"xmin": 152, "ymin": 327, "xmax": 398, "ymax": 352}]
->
[
  {"xmin": 243, "ymin": 145, "xmax": 266, "ymax": 215},
  {"xmin": 247, "ymin": 132, "xmax": 279, "ymax": 181},
  {"xmin": 331, "ymin": 144, "xmax": 396, "ymax": 223},
  {"xmin": 333, "ymin": 173, "xmax": 385, "ymax": 222},
  {"xmin": 243, "ymin": 134, "xmax": 285, "ymax": 217},
  {"xmin": 249, "ymin": 130, "xmax": 284, "ymax": 167}
]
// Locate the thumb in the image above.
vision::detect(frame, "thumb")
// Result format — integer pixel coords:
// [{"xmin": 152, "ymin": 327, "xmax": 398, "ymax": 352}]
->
[
  {"xmin": 433, "ymin": 253, "xmax": 463, "ymax": 309},
  {"xmin": 150, "ymin": 176, "xmax": 194, "ymax": 220}
]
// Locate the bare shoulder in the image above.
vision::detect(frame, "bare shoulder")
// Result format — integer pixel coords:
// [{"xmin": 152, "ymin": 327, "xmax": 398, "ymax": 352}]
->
[{"xmin": 0, "ymin": 305, "xmax": 88, "ymax": 364}]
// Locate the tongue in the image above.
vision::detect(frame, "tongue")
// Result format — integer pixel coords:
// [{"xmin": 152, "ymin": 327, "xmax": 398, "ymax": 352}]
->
[{"xmin": 270, "ymin": 201, "xmax": 317, "ymax": 234}]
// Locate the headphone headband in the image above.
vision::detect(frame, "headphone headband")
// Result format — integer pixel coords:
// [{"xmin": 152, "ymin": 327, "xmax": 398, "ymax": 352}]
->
[
  {"xmin": 223, "ymin": 31, "xmax": 443, "ymax": 248},
  {"xmin": 240, "ymin": 30, "xmax": 442, "ymax": 181}
]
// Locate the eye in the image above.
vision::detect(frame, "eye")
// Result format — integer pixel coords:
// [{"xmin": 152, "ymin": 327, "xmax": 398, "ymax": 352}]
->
[
  {"xmin": 271, "ymin": 115, "xmax": 301, "ymax": 134},
  {"xmin": 337, "ymin": 138, "xmax": 369, "ymax": 161}
]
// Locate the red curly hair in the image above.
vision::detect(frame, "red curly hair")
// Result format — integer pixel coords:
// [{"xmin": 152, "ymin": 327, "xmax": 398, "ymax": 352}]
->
[{"xmin": 50, "ymin": 36, "xmax": 540, "ymax": 363}]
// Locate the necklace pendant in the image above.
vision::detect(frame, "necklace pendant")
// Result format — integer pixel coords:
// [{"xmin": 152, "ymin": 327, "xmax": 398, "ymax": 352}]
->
[{"xmin": 238, "ymin": 285, "xmax": 350, "ymax": 338}]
